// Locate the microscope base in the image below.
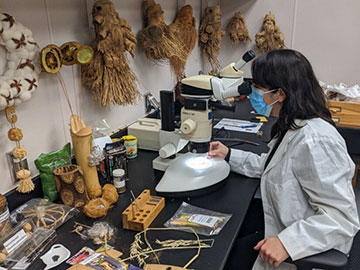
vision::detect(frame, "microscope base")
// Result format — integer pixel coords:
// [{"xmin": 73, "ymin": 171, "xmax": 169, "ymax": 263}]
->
[{"xmin": 154, "ymin": 152, "xmax": 230, "ymax": 198}]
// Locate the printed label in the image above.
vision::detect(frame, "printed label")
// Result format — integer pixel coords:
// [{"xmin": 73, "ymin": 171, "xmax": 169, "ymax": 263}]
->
[
  {"xmin": 0, "ymin": 208, "xmax": 9, "ymax": 223},
  {"xmin": 114, "ymin": 180, "xmax": 125, "ymax": 188},
  {"xmin": 4, "ymin": 229, "xmax": 28, "ymax": 254},
  {"xmin": 188, "ymin": 214, "xmax": 219, "ymax": 228}
]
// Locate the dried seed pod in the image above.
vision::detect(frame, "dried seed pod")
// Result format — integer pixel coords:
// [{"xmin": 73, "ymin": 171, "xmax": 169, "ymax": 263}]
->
[
  {"xmin": 0, "ymin": 253, "xmax": 6, "ymax": 264},
  {"xmin": 101, "ymin": 184, "xmax": 118, "ymax": 205},
  {"xmin": 75, "ymin": 46, "xmax": 94, "ymax": 65},
  {"xmin": 60, "ymin": 41, "xmax": 81, "ymax": 65},
  {"xmin": 12, "ymin": 146, "xmax": 27, "ymax": 159},
  {"xmin": 8, "ymin": 127, "xmax": 23, "ymax": 141},
  {"xmin": 41, "ymin": 44, "xmax": 63, "ymax": 74},
  {"xmin": 23, "ymin": 222, "xmax": 32, "ymax": 232},
  {"xmin": 83, "ymin": 198, "xmax": 111, "ymax": 219}
]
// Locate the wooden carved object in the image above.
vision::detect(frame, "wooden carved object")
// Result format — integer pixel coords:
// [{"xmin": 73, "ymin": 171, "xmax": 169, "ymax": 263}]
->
[
  {"xmin": 227, "ymin": 12, "xmax": 251, "ymax": 45},
  {"xmin": 70, "ymin": 121, "xmax": 101, "ymax": 199},
  {"xmin": 53, "ymin": 165, "xmax": 89, "ymax": 208},
  {"xmin": 199, "ymin": 6, "xmax": 225, "ymax": 70},
  {"xmin": 255, "ymin": 13, "xmax": 285, "ymax": 54},
  {"xmin": 81, "ymin": 0, "xmax": 140, "ymax": 106},
  {"xmin": 122, "ymin": 189, "xmax": 165, "ymax": 231}
]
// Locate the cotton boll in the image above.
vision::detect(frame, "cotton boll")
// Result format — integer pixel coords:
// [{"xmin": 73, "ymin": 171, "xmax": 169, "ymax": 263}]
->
[
  {"xmin": 14, "ymin": 69, "xmax": 27, "ymax": 78},
  {"xmin": 7, "ymin": 98, "xmax": 14, "ymax": 107},
  {"xmin": 2, "ymin": 29, "xmax": 15, "ymax": 42},
  {"xmin": 17, "ymin": 49, "xmax": 29, "ymax": 60},
  {"xmin": 7, "ymin": 61, "xmax": 17, "ymax": 71},
  {"xmin": 14, "ymin": 98, "xmax": 22, "ymax": 105},
  {"xmin": 0, "ymin": 80, "xmax": 10, "ymax": 95},
  {"xmin": 0, "ymin": 96, "xmax": 8, "ymax": 110},
  {"xmin": 20, "ymin": 91, "xmax": 31, "ymax": 101},
  {"xmin": 8, "ymin": 52, "xmax": 20, "ymax": 62},
  {"xmin": 4, "ymin": 69, "xmax": 15, "ymax": 78},
  {"xmin": 5, "ymin": 39, "xmax": 17, "ymax": 52}
]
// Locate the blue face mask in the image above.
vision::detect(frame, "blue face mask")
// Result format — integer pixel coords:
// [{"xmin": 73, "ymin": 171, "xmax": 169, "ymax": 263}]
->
[{"xmin": 249, "ymin": 85, "xmax": 278, "ymax": 117}]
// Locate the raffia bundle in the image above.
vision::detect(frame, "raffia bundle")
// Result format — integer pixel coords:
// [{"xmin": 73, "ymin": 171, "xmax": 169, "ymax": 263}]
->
[{"xmin": 81, "ymin": 0, "xmax": 140, "ymax": 107}]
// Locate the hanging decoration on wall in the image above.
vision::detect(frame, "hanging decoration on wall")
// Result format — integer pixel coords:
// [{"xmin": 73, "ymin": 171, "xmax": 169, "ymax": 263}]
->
[
  {"xmin": 199, "ymin": 6, "xmax": 225, "ymax": 70},
  {"xmin": 0, "ymin": 12, "xmax": 41, "ymax": 110},
  {"xmin": 138, "ymin": 0, "xmax": 189, "ymax": 80},
  {"xmin": 81, "ymin": 0, "xmax": 140, "ymax": 107},
  {"xmin": 255, "ymin": 13, "xmax": 285, "ymax": 54},
  {"xmin": 0, "ymin": 11, "xmax": 41, "ymax": 193},
  {"xmin": 169, "ymin": 5, "xmax": 197, "ymax": 80},
  {"xmin": 40, "ymin": 42, "xmax": 93, "ymax": 73},
  {"xmin": 226, "ymin": 12, "xmax": 251, "ymax": 45},
  {"xmin": 5, "ymin": 106, "xmax": 34, "ymax": 193}
]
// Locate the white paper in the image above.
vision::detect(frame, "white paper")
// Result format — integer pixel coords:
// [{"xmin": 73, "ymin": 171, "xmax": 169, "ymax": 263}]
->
[
  {"xmin": 214, "ymin": 118, "xmax": 263, "ymax": 133},
  {"xmin": 4, "ymin": 229, "xmax": 27, "ymax": 254},
  {"xmin": 189, "ymin": 214, "xmax": 219, "ymax": 228},
  {"xmin": 93, "ymin": 136, "xmax": 112, "ymax": 151}
]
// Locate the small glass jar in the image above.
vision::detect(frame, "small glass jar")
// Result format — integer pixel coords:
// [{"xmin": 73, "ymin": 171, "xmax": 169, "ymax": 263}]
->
[{"xmin": 113, "ymin": 169, "xmax": 126, "ymax": 194}]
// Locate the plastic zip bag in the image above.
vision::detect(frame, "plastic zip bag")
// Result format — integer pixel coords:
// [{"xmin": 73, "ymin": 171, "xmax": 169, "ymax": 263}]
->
[{"xmin": 164, "ymin": 202, "xmax": 232, "ymax": 236}]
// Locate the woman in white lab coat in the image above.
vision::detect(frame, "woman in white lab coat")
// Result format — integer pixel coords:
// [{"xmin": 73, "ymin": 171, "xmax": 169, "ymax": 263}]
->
[{"xmin": 209, "ymin": 49, "xmax": 360, "ymax": 270}]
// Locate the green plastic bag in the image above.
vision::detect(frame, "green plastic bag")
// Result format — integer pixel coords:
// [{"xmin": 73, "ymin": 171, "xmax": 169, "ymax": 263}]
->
[{"xmin": 34, "ymin": 143, "xmax": 71, "ymax": 202}]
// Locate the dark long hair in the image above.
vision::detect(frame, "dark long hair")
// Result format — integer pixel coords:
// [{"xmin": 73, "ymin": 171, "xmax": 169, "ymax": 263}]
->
[{"xmin": 251, "ymin": 49, "xmax": 334, "ymax": 139}]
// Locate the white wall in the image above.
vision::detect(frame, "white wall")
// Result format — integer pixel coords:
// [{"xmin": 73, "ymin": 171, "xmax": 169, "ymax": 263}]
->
[{"xmin": 0, "ymin": 0, "xmax": 359, "ymax": 194}]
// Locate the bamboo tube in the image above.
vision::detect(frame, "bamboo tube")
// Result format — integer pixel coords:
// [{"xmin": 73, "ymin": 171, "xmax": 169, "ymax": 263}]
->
[{"xmin": 71, "ymin": 126, "xmax": 101, "ymax": 199}]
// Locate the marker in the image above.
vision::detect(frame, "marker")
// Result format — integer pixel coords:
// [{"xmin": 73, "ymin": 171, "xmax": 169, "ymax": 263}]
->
[{"xmin": 241, "ymin": 124, "xmax": 257, "ymax": 128}]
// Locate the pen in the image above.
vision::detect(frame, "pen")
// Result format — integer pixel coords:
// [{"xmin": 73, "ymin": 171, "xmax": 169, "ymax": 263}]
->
[
  {"xmin": 222, "ymin": 123, "xmax": 258, "ymax": 128},
  {"xmin": 241, "ymin": 124, "xmax": 257, "ymax": 128}
]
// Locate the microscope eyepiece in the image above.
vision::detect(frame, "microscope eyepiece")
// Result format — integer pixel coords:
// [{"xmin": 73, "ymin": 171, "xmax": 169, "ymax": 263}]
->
[{"xmin": 243, "ymin": 50, "xmax": 256, "ymax": 62}]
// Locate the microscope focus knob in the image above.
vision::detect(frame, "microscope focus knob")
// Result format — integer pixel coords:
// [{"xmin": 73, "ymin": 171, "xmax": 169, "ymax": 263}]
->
[
  {"xmin": 181, "ymin": 119, "xmax": 197, "ymax": 134},
  {"xmin": 159, "ymin": 143, "xmax": 177, "ymax": 158}
]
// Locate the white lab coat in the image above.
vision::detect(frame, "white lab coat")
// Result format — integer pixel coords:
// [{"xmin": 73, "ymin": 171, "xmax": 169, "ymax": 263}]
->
[{"xmin": 229, "ymin": 118, "xmax": 360, "ymax": 270}]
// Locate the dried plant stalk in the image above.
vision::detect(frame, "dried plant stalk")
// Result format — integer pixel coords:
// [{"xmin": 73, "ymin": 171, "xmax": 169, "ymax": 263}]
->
[
  {"xmin": 199, "ymin": 6, "xmax": 225, "ymax": 70},
  {"xmin": 255, "ymin": 13, "xmax": 285, "ymax": 54},
  {"xmin": 81, "ymin": 0, "xmax": 140, "ymax": 107},
  {"xmin": 227, "ymin": 12, "xmax": 251, "ymax": 45}
]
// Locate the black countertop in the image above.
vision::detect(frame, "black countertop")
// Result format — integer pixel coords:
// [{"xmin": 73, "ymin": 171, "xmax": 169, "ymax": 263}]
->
[{"xmin": 24, "ymin": 99, "xmax": 273, "ymax": 270}]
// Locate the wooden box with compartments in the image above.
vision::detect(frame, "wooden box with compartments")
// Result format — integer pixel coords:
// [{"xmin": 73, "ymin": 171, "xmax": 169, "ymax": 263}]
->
[{"xmin": 328, "ymin": 100, "xmax": 360, "ymax": 127}]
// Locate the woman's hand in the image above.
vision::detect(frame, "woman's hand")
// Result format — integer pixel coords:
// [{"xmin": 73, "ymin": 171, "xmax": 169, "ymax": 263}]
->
[
  {"xmin": 254, "ymin": 237, "xmax": 290, "ymax": 267},
  {"xmin": 208, "ymin": 141, "xmax": 229, "ymax": 159}
]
